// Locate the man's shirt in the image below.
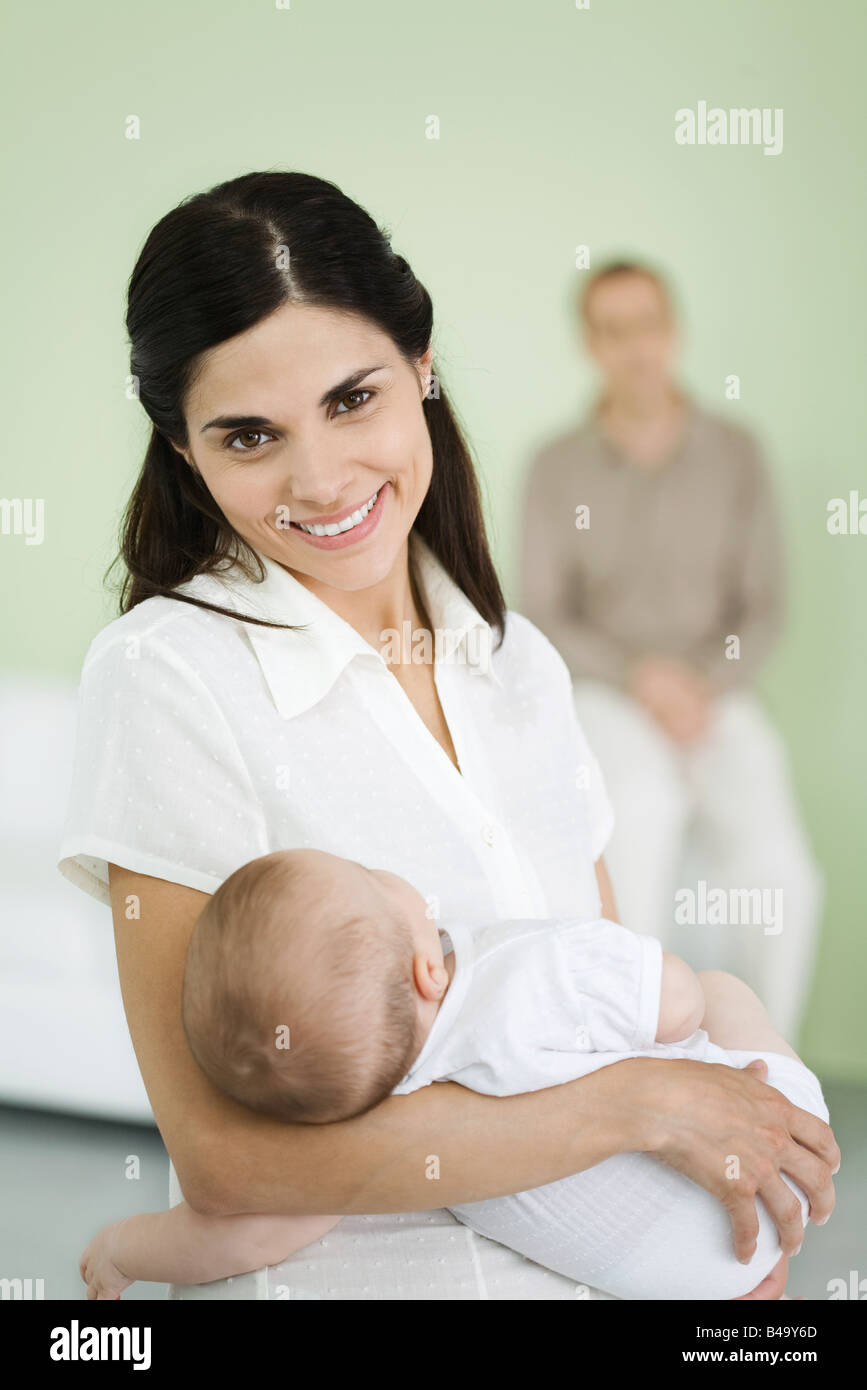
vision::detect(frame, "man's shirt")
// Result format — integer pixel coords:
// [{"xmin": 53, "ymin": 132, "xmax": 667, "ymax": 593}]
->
[{"xmin": 520, "ymin": 396, "xmax": 785, "ymax": 691}]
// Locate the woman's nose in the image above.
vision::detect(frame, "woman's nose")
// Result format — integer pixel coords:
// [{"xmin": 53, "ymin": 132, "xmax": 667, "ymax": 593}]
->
[
  {"xmin": 280, "ymin": 446, "xmax": 360, "ymax": 513},
  {"xmin": 286, "ymin": 479, "xmax": 359, "ymax": 517}
]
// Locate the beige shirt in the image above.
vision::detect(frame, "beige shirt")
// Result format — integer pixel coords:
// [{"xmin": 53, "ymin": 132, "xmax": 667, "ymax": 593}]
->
[{"xmin": 519, "ymin": 395, "xmax": 785, "ymax": 692}]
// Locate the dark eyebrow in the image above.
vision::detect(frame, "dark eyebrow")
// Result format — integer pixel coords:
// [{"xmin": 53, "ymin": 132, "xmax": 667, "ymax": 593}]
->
[{"xmin": 199, "ymin": 364, "xmax": 389, "ymax": 433}]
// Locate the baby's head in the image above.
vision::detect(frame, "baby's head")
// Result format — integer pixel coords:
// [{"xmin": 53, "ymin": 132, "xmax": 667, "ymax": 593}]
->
[{"xmin": 181, "ymin": 848, "xmax": 448, "ymax": 1124}]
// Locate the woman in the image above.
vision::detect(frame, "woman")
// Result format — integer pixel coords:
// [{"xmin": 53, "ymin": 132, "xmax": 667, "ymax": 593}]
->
[{"xmin": 58, "ymin": 171, "xmax": 838, "ymax": 1300}]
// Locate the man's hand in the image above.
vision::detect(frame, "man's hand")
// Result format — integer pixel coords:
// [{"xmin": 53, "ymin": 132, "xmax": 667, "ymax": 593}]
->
[{"xmin": 629, "ymin": 655, "xmax": 713, "ymax": 744}]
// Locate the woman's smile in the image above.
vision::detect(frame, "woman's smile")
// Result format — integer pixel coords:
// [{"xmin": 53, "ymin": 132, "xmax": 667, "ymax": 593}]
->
[{"xmin": 283, "ymin": 478, "xmax": 390, "ymax": 550}]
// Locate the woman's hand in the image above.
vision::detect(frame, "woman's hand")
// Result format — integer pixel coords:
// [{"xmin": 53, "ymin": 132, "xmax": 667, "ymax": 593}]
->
[{"xmin": 613, "ymin": 1054, "xmax": 840, "ymax": 1262}]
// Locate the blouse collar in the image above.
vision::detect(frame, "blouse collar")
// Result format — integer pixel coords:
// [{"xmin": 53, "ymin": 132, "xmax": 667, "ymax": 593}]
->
[{"xmin": 177, "ymin": 529, "xmax": 502, "ymax": 719}]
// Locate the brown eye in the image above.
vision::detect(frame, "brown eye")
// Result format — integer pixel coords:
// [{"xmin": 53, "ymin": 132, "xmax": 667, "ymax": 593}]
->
[
  {"xmin": 335, "ymin": 389, "xmax": 373, "ymax": 415},
  {"xmin": 226, "ymin": 430, "xmax": 271, "ymax": 453}
]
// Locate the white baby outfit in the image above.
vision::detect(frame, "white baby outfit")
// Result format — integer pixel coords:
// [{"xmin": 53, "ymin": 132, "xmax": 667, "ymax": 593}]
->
[
  {"xmin": 392, "ymin": 916, "xmax": 665, "ymax": 1097},
  {"xmin": 387, "ymin": 914, "xmax": 829, "ymax": 1298},
  {"xmin": 409, "ymin": 918, "xmax": 830, "ymax": 1299}
]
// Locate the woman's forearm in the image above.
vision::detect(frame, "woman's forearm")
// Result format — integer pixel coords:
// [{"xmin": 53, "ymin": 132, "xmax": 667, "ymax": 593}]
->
[
  {"xmin": 196, "ymin": 1059, "xmax": 650, "ymax": 1217},
  {"xmin": 108, "ymin": 865, "xmax": 645, "ymax": 1222},
  {"xmin": 108, "ymin": 867, "xmax": 839, "ymax": 1255}
]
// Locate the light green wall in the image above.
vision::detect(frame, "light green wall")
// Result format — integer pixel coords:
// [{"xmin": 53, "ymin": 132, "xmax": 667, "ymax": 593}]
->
[{"xmin": 2, "ymin": 0, "xmax": 864, "ymax": 1078}]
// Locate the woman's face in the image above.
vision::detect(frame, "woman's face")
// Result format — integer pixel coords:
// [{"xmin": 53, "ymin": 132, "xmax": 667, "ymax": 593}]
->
[{"xmin": 175, "ymin": 302, "xmax": 434, "ymax": 594}]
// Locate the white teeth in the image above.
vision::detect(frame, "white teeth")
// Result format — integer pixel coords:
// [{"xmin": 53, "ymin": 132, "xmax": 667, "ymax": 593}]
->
[{"xmin": 297, "ymin": 489, "xmax": 380, "ymax": 536}]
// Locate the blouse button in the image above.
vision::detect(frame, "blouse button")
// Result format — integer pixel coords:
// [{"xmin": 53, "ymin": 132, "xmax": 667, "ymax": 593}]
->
[{"xmin": 481, "ymin": 823, "xmax": 497, "ymax": 847}]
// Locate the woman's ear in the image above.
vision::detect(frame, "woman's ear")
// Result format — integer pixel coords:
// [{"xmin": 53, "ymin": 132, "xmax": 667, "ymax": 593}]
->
[
  {"xmin": 170, "ymin": 440, "xmax": 199, "ymax": 476},
  {"xmin": 417, "ymin": 342, "xmax": 435, "ymax": 397}
]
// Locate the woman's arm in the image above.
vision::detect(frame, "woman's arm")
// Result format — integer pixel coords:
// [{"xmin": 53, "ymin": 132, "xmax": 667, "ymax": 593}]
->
[
  {"xmin": 109, "ymin": 863, "xmax": 839, "ymax": 1263},
  {"xmin": 594, "ymin": 855, "xmax": 619, "ymax": 922},
  {"xmin": 108, "ymin": 863, "xmax": 638, "ymax": 1215}
]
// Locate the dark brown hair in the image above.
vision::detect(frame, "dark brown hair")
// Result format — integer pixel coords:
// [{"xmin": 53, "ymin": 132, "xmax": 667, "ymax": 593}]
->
[{"xmin": 110, "ymin": 170, "xmax": 506, "ymax": 641}]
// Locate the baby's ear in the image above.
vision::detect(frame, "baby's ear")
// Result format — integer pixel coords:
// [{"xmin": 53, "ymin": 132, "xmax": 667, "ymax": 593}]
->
[{"xmin": 413, "ymin": 951, "xmax": 446, "ymax": 1001}]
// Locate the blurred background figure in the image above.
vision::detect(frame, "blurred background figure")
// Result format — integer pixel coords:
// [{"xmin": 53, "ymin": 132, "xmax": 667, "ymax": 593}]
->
[{"xmin": 520, "ymin": 261, "xmax": 823, "ymax": 1043}]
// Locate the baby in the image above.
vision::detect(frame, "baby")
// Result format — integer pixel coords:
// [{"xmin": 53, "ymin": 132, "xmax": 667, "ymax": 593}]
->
[{"xmin": 80, "ymin": 846, "xmax": 822, "ymax": 1299}]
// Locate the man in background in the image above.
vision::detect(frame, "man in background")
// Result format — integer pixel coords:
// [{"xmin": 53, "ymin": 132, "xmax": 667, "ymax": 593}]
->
[{"xmin": 520, "ymin": 261, "xmax": 822, "ymax": 1042}]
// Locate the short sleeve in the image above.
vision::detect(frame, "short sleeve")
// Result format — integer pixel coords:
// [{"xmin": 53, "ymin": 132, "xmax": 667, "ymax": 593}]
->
[{"xmin": 57, "ymin": 628, "xmax": 269, "ymax": 906}]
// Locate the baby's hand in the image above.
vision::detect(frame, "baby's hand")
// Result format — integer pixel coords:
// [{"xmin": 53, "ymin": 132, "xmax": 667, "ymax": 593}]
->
[{"xmin": 79, "ymin": 1221, "xmax": 135, "ymax": 1301}]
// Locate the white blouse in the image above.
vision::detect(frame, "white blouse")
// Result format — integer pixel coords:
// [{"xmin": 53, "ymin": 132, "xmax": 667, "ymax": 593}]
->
[{"xmin": 58, "ymin": 528, "xmax": 617, "ymax": 1300}]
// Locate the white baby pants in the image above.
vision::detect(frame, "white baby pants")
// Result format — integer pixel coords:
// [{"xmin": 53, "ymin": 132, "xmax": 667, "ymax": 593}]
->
[{"xmin": 449, "ymin": 1043, "xmax": 829, "ymax": 1300}]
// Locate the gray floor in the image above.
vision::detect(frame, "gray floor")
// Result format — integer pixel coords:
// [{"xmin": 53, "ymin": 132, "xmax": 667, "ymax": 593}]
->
[{"xmin": 1, "ymin": 1084, "xmax": 865, "ymax": 1301}]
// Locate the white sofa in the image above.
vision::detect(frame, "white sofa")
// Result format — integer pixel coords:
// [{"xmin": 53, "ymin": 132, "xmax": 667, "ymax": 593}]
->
[{"xmin": 0, "ymin": 675, "xmax": 153, "ymax": 1123}]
